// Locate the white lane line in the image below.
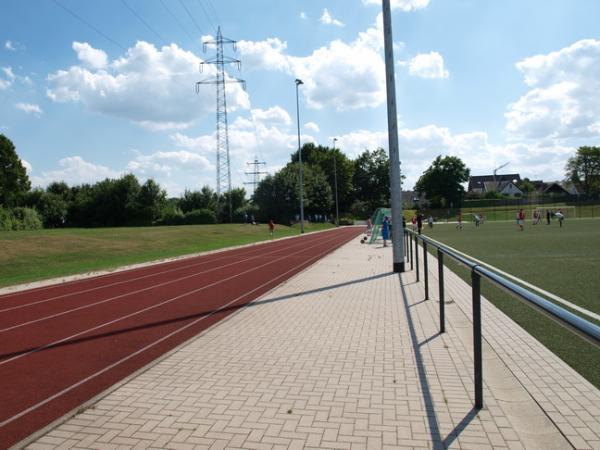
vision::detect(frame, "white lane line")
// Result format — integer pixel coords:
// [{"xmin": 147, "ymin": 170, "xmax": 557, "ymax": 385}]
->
[
  {"xmin": 0, "ymin": 232, "xmax": 333, "ymax": 332},
  {"xmin": 422, "ymin": 234, "xmax": 600, "ymax": 322},
  {"xmin": 0, "ymin": 236, "xmax": 310, "ymax": 313},
  {"xmin": 0, "ymin": 231, "xmax": 349, "ymax": 429},
  {"xmin": 0, "ymin": 231, "xmax": 345, "ymax": 366}
]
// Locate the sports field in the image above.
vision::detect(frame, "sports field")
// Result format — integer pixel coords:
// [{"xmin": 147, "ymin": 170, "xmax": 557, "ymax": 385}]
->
[
  {"xmin": 417, "ymin": 217, "xmax": 600, "ymax": 387},
  {"xmin": 0, "ymin": 223, "xmax": 333, "ymax": 288}
]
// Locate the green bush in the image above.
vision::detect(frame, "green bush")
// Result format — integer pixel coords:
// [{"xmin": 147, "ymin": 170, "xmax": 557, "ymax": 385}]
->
[
  {"xmin": 183, "ymin": 208, "xmax": 216, "ymax": 225},
  {"xmin": 155, "ymin": 204, "xmax": 185, "ymax": 226},
  {"xmin": 338, "ymin": 214, "xmax": 355, "ymax": 226},
  {"xmin": 0, "ymin": 207, "xmax": 42, "ymax": 230}
]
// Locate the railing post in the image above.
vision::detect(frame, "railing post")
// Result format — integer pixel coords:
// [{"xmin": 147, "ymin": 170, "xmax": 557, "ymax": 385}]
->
[
  {"xmin": 471, "ymin": 269, "xmax": 483, "ymax": 409},
  {"xmin": 438, "ymin": 249, "xmax": 445, "ymax": 333},
  {"xmin": 409, "ymin": 233, "xmax": 413, "ymax": 270},
  {"xmin": 415, "ymin": 235, "xmax": 420, "ymax": 282},
  {"xmin": 423, "ymin": 241, "xmax": 429, "ymax": 300}
]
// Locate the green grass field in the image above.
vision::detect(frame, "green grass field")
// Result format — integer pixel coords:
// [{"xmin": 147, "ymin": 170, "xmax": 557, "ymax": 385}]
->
[
  {"xmin": 0, "ymin": 222, "xmax": 333, "ymax": 288},
  {"xmin": 417, "ymin": 218, "xmax": 600, "ymax": 388}
]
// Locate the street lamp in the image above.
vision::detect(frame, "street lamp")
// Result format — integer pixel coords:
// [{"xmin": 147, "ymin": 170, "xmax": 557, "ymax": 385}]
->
[
  {"xmin": 295, "ymin": 78, "xmax": 305, "ymax": 233},
  {"xmin": 332, "ymin": 137, "xmax": 339, "ymax": 227}
]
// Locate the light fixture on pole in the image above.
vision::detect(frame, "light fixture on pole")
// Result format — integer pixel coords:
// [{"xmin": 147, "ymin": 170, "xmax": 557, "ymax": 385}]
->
[
  {"xmin": 295, "ymin": 78, "xmax": 305, "ymax": 234},
  {"xmin": 332, "ymin": 137, "xmax": 339, "ymax": 227}
]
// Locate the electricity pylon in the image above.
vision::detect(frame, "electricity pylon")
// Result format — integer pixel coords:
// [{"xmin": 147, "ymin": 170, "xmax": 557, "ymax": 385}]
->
[
  {"xmin": 196, "ymin": 27, "xmax": 245, "ymax": 222},
  {"xmin": 244, "ymin": 157, "xmax": 267, "ymax": 198}
]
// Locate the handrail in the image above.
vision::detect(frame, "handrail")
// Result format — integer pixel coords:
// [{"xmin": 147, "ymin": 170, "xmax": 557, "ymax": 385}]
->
[
  {"xmin": 405, "ymin": 228, "xmax": 600, "ymax": 347},
  {"xmin": 403, "ymin": 228, "xmax": 600, "ymax": 409}
]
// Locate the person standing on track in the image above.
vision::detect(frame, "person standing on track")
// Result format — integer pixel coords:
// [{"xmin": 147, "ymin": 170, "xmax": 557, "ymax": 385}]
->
[
  {"xmin": 268, "ymin": 219, "xmax": 275, "ymax": 237},
  {"xmin": 456, "ymin": 211, "xmax": 463, "ymax": 230},
  {"xmin": 381, "ymin": 216, "xmax": 390, "ymax": 247}
]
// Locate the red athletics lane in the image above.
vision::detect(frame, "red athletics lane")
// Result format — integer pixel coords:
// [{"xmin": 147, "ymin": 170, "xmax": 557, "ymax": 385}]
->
[{"xmin": 0, "ymin": 227, "xmax": 362, "ymax": 448}]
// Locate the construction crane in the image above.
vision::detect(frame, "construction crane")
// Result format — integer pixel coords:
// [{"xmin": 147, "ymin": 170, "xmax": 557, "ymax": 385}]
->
[{"xmin": 493, "ymin": 162, "xmax": 509, "ymax": 184}]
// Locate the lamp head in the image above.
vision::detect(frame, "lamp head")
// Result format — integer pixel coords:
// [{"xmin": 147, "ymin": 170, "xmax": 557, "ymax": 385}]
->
[{"xmin": 295, "ymin": 78, "xmax": 303, "ymax": 85}]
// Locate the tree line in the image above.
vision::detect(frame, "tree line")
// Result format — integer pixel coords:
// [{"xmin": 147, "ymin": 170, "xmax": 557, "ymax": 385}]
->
[
  {"xmin": 2, "ymin": 132, "xmax": 598, "ymax": 230},
  {"xmin": 0, "ymin": 134, "xmax": 395, "ymax": 230}
]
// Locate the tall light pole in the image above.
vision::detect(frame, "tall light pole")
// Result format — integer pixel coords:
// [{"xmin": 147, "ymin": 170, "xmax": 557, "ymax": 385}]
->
[
  {"xmin": 332, "ymin": 137, "xmax": 339, "ymax": 227},
  {"xmin": 295, "ymin": 78, "xmax": 305, "ymax": 233},
  {"xmin": 382, "ymin": 0, "xmax": 405, "ymax": 272}
]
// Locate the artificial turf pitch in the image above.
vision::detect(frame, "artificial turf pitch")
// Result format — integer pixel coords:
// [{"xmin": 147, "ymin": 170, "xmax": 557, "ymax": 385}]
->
[{"xmin": 417, "ymin": 217, "xmax": 600, "ymax": 388}]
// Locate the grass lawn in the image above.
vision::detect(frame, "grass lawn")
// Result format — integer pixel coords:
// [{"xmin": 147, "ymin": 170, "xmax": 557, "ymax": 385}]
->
[
  {"xmin": 418, "ymin": 218, "xmax": 600, "ymax": 388},
  {"xmin": 0, "ymin": 222, "xmax": 334, "ymax": 288}
]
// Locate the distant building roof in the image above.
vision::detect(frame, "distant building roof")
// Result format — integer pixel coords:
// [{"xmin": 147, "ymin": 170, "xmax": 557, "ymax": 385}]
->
[{"xmin": 468, "ymin": 174, "xmax": 522, "ymax": 192}]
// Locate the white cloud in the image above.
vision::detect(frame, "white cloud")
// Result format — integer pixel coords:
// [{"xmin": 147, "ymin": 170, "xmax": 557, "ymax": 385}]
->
[
  {"xmin": 31, "ymin": 156, "xmax": 119, "ymax": 187},
  {"xmin": 21, "ymin": 159, "xmax": 33, "ymax": 174},
  {"xmin": 362, "ymin": 0, "xmax": 430, "ymax": 12},
  {"xmin": 238, "ymin": 15, "xmax": 386, "ymax": 111},
  {"xmin": 334, "ymin": 124, "xmax": 573, "ymax": 190},
  {"xmin": 47, "ymin": 41, "xmax": 250, "ymax": 130},
  {"xmin": 15, "ymin": 102, "xmax": 43, "ymax": 115},
  {"xmin": 5, "ymin": 40, "xmax": 16, "ymax": 51},
  {"xmin": 0, "ymin": 66, "xmax": 15, "ymax": 90},
  {"xmin": 305, "ymin": 122, "xmax": 320, "ymax": 132},
  {"xmin": 320, "ymin": 9, "xmax": 345, "ymax": 27},
  {"xmin": 251, "ymin": 106, "xmax": 291, "ymax": 126},
  {"xmin": 506, "ymin": 39, "xmax": 600, "ymax": 140},
  {"xmin": 408, "ymin": 52, "xmax": 449, "ymax": 78},
  {"xmin": 300, "ymin": 12, "xmax": 307, "ymax": 20},
  {"xmin": 72, "ymin": 42, "xmax": 108, "ymax": 69}
]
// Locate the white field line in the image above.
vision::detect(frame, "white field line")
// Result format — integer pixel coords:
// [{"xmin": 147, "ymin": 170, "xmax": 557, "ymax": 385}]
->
[
  {"xmin": 0, "ymin": 235, "xmax": 310, "ymax": 313},
  {"xmin": 421, "ymin": 234, "xmax": 600, "ymax": 322},
  {"xmin": 0, "ymin": 232, "xmax": 334, "ymax": 332},
  {"xmin": 0, "ymin": 231, "xmax": 345, "ymax": 367},
  {"xmin": 0, "ymin": 232, "xmax": 348, "ymax": 430}
]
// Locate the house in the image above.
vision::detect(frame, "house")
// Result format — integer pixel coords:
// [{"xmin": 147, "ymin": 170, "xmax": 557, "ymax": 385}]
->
[
  {"xmin": 468, "ymin": 174, "xmax": 523, "ymax": 197},
  {"xmin": 531, "ymin": 180, "xmax": 577, "ymax": 196}
]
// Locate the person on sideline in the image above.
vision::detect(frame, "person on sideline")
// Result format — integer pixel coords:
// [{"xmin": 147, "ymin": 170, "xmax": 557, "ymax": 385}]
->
[
  {"xmin": 546, "ymin": 209, "xmax": 551, "ymax": 225},
  {"xmin": 456, "ymin": 211, "xmax": 463, "ymax": 230},
  {"xmin": 417, "ymin": 213, "xmax": 423, "ymax": 235},
  {"xmin": 474, "ymin": 213, "xmax": 481, "ymax": 228},
  {"xmin": 555, "ymin": 210, "xmax": 564, "ymax": 227},
  {"xmin": 517, "ymin": 208, "xmax": 525, "ymax": 231},
  {"xmin": 381, "ymin": 216, "xmax": 391, "ymax": 247},
  {"xmin": 268, "ymin": 219, "xmax": 275, "ymax": 236},
  {"xmin": 428, "ymin": 215, "xmax": 434, "ymax": 228}
]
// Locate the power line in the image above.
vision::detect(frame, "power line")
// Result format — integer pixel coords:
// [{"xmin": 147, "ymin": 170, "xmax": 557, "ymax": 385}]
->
[
  {"xmin": 120, "ymin": 0, "xmax": 168, "ymax": 46},
  {"xmin": 195, "ymin": 0, "xmax": 216, "ymax": 31},
  {"xmin": 159, "ymin": 0, "xmax": 195, "ymax": 43},
  {"xmin": 178, "ymin": 0, "xmax": 204, "ymax": 35},
  {"xmin": 52, "ymin": 0, "xmax": 126, "ymax": 51},
  {"xmin": 206, "ymin": 0, "xmax": 221, "ymax": 25}
]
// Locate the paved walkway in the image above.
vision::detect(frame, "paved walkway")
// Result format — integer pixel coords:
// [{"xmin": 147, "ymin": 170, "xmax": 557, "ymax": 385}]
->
[{"xmin": 23, "ymin": 236, "xmax": 599, "ymax": 449}]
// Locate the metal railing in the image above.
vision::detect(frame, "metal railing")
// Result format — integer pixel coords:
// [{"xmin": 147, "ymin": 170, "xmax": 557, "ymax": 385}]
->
[{"xmin": 403, "ymin": 228, "xmax": 600, "ymax": 409}]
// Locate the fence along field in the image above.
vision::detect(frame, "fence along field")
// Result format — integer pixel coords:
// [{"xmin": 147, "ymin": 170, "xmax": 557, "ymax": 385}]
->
[{"xmin": 417, "ymin": 217, "xmax": 600, "ymax": 387}]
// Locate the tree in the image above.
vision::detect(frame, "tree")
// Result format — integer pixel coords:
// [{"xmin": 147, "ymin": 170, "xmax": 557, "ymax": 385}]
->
[
  {"xmin": 352, "ymin": 148, "xmax": 391, "ymax": 211},
  {"xmin": 565, "ymin": 146, "xmax": 600, "ymax": 197},
  {"xmin": 254, "ymin": 163, "xmax": 332, "ymax": 224},
  {"xmin": 136, "ymin": 179, "xmax": 167, "ymax": 223},
  {"xmin": 0, "ymin": 134, "xmax": 31, "ymax": 207},
  {"xmin": 414, "ymin": 155, "xmax": 470, "ymax": 208},
  {"xmin": 292, "ymin": 143, "xmax": 355, "ymax": 213},
  {"xmin": 517, "ymin": 177, "xmax": 536, "ymax": 193},
  {"xmin": 179, "ymin": 186, "xmax": 217, "ymax": 213}
]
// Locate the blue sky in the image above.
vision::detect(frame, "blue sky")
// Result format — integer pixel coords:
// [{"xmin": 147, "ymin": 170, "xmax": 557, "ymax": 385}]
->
[{"xmin": 1, "ymin": 0, "xmax": 599, "ymax": 196}]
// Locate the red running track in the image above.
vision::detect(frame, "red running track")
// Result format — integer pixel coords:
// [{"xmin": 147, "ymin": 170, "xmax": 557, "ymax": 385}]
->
[{"xmin": 0, "ymin": 227, "xmax": 362, "ymax": 448}]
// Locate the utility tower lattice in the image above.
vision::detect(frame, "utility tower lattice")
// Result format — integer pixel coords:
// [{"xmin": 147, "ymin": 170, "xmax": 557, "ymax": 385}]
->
[
  {"xmin": 244, "ymin": 158, "xmax": 267, "ymax": 197},
  {"xmin": 196, "ymin": 27, "xmax": 246, "ymax": 222}
]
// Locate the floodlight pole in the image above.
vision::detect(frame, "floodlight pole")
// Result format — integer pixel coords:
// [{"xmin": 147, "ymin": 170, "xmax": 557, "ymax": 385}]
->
[
  {"xmin": 382, "ymin": 0, "xmax": 405, "ymax": 272},
  {"xmin": 295, "ymin": 78, "xmax": 305, "ymax": 233},
  {"xmin": 333, "ymin": 137, "xmax": 339, "ymax": 227}
]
